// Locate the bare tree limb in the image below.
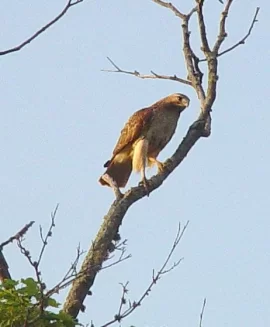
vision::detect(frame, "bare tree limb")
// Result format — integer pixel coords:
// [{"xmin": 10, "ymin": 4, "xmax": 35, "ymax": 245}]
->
[
  {"xmin": 199, "ymin": 298, "xmax": 207, "ymax": 327},
  {"xmin": 45, "ymin": 244, "xmax": 85, "ymax": 298},
  {"xmin": 213, "ymin": 0, "xmax": 234, "ymax": 54},
  {"xmin": 37, "ymin": 204, "xmax": 59, "ymax": 266},
  {"xmin": 63, "ymin": 0, "xmax": 259, "ymax": 319},
  {"xmin": 17, "ymin": 238, "xmax": 46, "ymax": 312},
  {"xmin": 152, "ymin": 0, "xmax": 185, "ymax": 19},
  {"xmin": 216, "ymin": 7, "xmax": 259, "ymax": 57},
  {"xmin": 46, "ymin": 241, "xmax": 130, "ymax": 299},
  {"xmin": 0, "ymin": 0, "xmax": 84, "ymax": 56},
  {"xmin": 102, "ymin": 57, "xmax": 192, "ymax": 86},
  {"xmin": 181, "ymin": 12, "xmax": 206, "ymax": 102},
  {"xmin": 63, "ymin": 119, "xmax": 202, "ymax": 318},
  {"xmin": 196, "ymin": 0, "xmax": 211, "ymax": 55},
  {"xmin": 0, "ymin": 221, "xmax": 35, "ymax": 282},
  {"xmin": 0, "ymin": 221, "xmax": 35, "ymax": 249},
  {"xmin": 100, "ymin": 223, "xmax": 188, "ymax": 327}
]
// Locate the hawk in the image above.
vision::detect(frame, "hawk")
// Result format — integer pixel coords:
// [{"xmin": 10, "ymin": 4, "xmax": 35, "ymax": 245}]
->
[{"xmin": 99, "ymin": 93, "xmax": 190, "ymax": 192}]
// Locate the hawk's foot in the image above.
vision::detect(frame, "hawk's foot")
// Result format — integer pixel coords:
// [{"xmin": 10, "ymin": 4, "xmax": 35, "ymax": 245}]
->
[
  {"xmin": 156, "ymin": 161, "xmax": 165, "ymax": 174},
  {"xmin": 148, "ymin": 158, "xmax": 165, "ymax": 174},
  {"xmin": 139, "ymin": 177, "xmax": 150, "ymax": 197}
]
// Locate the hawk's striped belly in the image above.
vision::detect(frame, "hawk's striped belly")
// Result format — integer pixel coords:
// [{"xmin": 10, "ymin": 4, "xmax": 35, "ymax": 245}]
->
[{"xmin": 146, "ymin": 110, "xmax": 180, "ymax": 158}]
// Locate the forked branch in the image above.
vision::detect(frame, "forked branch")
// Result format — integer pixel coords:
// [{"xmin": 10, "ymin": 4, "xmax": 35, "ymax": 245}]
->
[
  {"xmin": 216, "ymin": 7, "xmax": 260, "ymax": 57},
  {"xmin": 0, "ymin": 0, "xmax": 84, "ymax": 56},
  {"xmin": 0, "ymin": 221, "xmax": 35, "ymax": 281}
]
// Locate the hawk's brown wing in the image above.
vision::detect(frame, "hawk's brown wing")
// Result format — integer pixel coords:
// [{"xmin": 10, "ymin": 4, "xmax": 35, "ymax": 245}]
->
[{"xmin": 104, "ymin": 107, "xmax": 153, "ymax": 167}]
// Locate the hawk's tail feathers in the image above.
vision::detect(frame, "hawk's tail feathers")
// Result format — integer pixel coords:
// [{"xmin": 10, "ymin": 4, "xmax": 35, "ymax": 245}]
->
[{"xmin": 99, "ymin": 157, "xmax": 132, "ymax": 188}]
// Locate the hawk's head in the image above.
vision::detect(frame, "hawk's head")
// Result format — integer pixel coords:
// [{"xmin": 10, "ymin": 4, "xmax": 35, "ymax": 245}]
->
[{"xmin": 164, "ymin": 93, "xmax": 190, "ymax": 110}]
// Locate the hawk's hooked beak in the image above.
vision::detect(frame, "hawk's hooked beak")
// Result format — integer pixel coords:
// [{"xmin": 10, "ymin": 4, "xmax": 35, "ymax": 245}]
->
[{"xmin": 182, "ymin": 97, "xmax": 190, "ymax": 107}]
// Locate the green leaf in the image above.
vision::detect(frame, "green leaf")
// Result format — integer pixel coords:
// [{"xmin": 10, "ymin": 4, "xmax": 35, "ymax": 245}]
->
[
  {"xmin": 0, "ymin": 279, "xmax": 18, "ymax": 289},
  {"xmin": 47, "ymin": 297, "xmax": 60, "ymax": 308},
  {"xmin": 19, "ymin": 278, "xmax": 40, "ymax": 297}
]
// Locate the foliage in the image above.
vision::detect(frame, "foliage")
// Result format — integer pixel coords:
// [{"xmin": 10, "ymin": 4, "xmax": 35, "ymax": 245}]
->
[{"xmin": 0, "ymin": 278, "xmax": 78, "ymax": 327}]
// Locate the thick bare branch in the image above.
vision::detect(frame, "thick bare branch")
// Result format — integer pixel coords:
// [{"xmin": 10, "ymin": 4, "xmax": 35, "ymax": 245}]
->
[
  {"xmin": 0, "ymin": 0, "xmax": 83, "ymax": 56},
  {"xmin": 63, "ymin": 119, "xmax": 203, "ymax": 318},
  {"xmin": 213, "ymin": 0, "xmax": 234, "ymax": 54},
  {"xmin": 102, "ymin": 57, "xmax": 192, "ymax": 86},
  {"xmin": 151, "ymin": 2, "xmax": 204, "ymax": 99},
  {"xmin": 181, "ymin": 15, "xmax": 206, "ymax": 103},
  {"xmin": 196, "ymin": 0, "xmax": 211, "ymax": 55}
]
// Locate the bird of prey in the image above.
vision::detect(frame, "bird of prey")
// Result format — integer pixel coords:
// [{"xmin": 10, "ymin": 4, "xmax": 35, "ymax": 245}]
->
[{"xmin": 99, "ymin": 93, "xmax": 190, "ymax": 193}]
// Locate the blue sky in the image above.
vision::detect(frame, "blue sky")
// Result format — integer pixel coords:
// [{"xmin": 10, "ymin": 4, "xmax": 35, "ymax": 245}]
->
[{"xmin": 0, "ymin": 0, "xmax": 269, "ymax": 326}]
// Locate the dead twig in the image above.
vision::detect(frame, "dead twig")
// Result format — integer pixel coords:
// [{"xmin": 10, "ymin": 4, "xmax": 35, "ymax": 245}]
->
[
  {"xmin": 102, "ymin": 57, "xmax": 192, "ymax": 86},
  {"xmin": 216, "ymin": 7, "xmax": 260, "ymax": 57},
  {"xmin": 100, "ymin": 222, "xmax": 188, "ymax": 327},
  {"xmin": 46, "ymin": 244, "xmax": 85, "ymax": 297},
  {"xmin": 0, "ymin": 221, "xmax": 35, "ymax": 281},
  {"xmin": 46, "ymin": 241, "xmax": 131, "ymax": 298},
  {"xmin": 17, "ymin": 238, "xmax": 46, "ymax": 312},
  {"xmin": 152, "ymin": 0, "xmax": 185, "ymax": 19},
  {"xmin": 0, "ymin": 221, "xmax": 35, "ymax": 249},
  {"xmin": 0, "ymin": 0, "xmax": 84, "ymax": 56},
  {"xmin": 199, "ymin": 298, "xmax": 207, "ymax": 327},
  {"xmin": 37, "ymin": 204, "xmax": 59, "ymax": 266}
]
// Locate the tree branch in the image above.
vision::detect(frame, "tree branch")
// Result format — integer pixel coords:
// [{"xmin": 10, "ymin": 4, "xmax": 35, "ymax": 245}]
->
[
  {"xmin": 0, "ymin": 0, "xmax": 84, "ymax": 56},
  {"xmin": 0, "ymin": 221, "xmax": 35, "ymax": 282},
  {"xmin": 63, "ymin": 120, "xmax": 203, "ymax": 318},
  {"xmin": 100, "ymin": 223, "xmax": 188, "ymax": 327},
  {"xmin": 0, "ymin": 221, "xmax": 35, "ymax": 249},
  {"xmin": 199, "ymin": 298, "xmax": 207, "ymax": 327},
  {"xmin": 151, "ymin": 0, "xmax": 185, "ymax": 19},
  {"xmin": 213, "ymin": 0, "xmax": 234, "ymax": 54},
  {"xmin": 196, "ymin": 0, "xmax": 211, "ymax": 55},
  {"xmin": 63, "ymin": 0, "xmax": 259, "ymax": 319},
  {"xmin": 216, "ymin": 7, "xmax": 260, "ymax": 57},
  {"xmin": 181, "ymin": 14, "xmax": 205, "ymax": 102},
  {"xmin": 37, "ymin": 204, "xmax": 58, "ymax": 266},
  {"xmin": 102, "ymin": 57, "xmax": 192, "ymax": 86}
]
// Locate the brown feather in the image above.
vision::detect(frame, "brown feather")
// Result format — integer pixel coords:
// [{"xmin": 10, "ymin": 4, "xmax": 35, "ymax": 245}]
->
[
  {"xmin": 112, "ymin": 108, "xmax": 153, "ymax": 157},
  {"xmin": 99, "ymin": 156, "xmax": 132, "ymax": 188}
]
